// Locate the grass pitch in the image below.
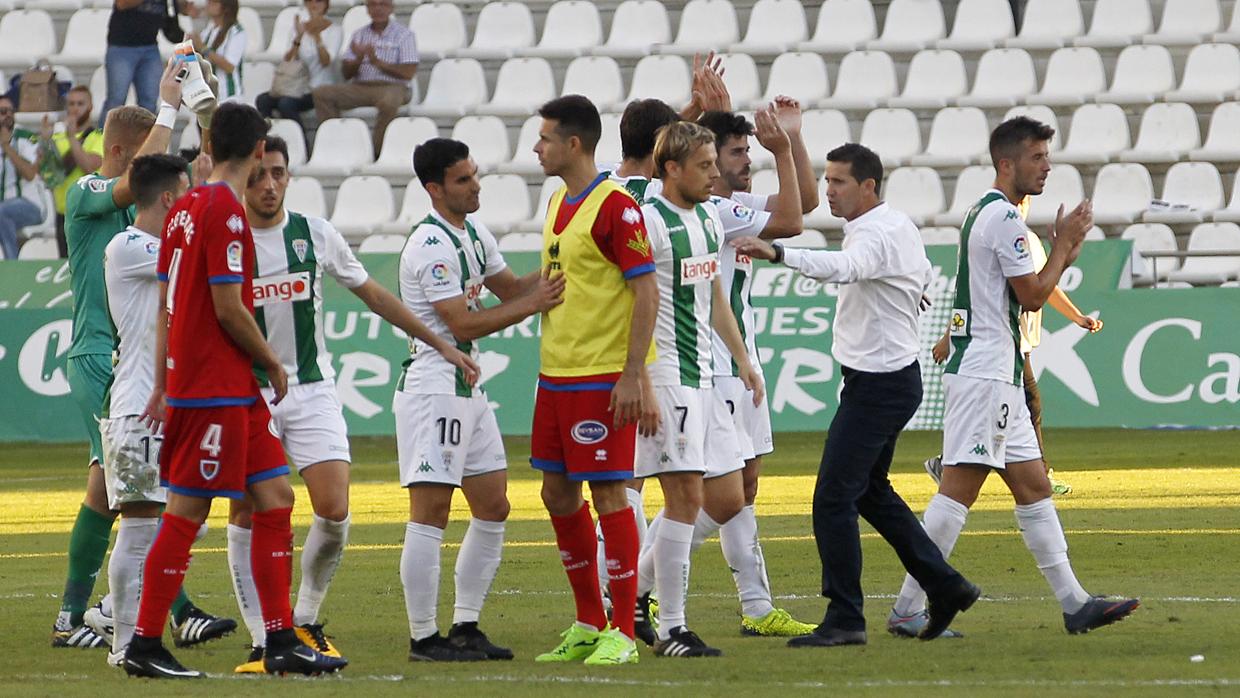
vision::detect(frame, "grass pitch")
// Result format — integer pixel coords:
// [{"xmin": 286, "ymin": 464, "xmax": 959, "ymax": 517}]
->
[{"xmin": 2, "ymin": 428, "xmax": 1239, "ymax": 696}]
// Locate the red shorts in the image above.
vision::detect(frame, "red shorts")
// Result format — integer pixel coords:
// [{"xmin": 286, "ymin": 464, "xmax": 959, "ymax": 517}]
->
[
  {"xmin": 160, "ymin": 399, "xmax": 288, "ymax": 499},
  {"xmin": 531, "ymin": 374, "xmax": 636, "ymax": 482}
]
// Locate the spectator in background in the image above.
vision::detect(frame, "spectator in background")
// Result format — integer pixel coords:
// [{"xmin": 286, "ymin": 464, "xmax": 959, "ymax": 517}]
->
[
  {"xmin": 0, "ymin": 96, "xmax": 46, "ymax": 260},
  {"xmin": 312, "ymin": 0, "xmax": 417, "ymax": 157},
  {"xmin": 102, "ymin": 0, "xmax": 169, "ymax": 123},
  {"xmin": 256, "ymin": 0, "xmax": 341, "ymax": 133},
  {"xmin": 39, "ymin": 86, "xmax": 105, "ymax": 258},
  {"xmin": 189, "ymin": 0, "xmax": 247, "ymax": 102}
]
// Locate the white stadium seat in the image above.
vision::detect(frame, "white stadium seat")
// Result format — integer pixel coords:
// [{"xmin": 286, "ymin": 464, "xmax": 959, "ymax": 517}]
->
[
  {"xmin": 518, "ymin": 176, "xmax": 565, "ymax": 232},
  {"xmin": 958, "ymin": 48, "xmax": 1036, "ymax": 108},
  {"xmin": 254, "ymin": 7, "xmax": 300, "ymax": 63},
  {"xmin": 24, "ymin": 0, "xmax": 83, "ymax": 11},
  {"xmin": 380, "ymin": 180, "xmax": 433, "ymax": 235},
  {"xmin": 408, "ymin": 59, "xmax": 488, "ymax": 117},
  {"xmin": 450, "ymin": 115, "xmax": 511, "ymax": 174},
  {"xmin": 910, "ymin": 107, "xmax": 988, "ymax": 167},
  {"xmin": 521, "ymin": 0, "xmax": 602, "ymax": 59},
  {"xmin": 476, "ymin": 174, "xmax": 531, "ymax": 234},
  {"xmin": 716, "ymin": 54, "xmax": 761, "ymax": 108},
  {"xmin": 50, "ymin": 9, "xmax": 109, "ymax": 66},
  {"xmin": 90, "ymin": 65, "xmax": 136, "ymax": 121},
  {"xmin": 800, "ymin": 109, "xmax": 851, "ymax": 160},
  {"xmin": 661, "ymin": 0, "xmax": 740, "ymax": 56},
  {"xmin": 1142, "ymin": 0, "xmax": 1222, "ymax": 46},
  {"xmin": 363, "ymin": 116, "xmax": 438, "ymax": 177},
  {"xmin": 626, "ymin": 55, "xmax": 691, "ymax": 107},
  {"xmin": 749, "ymin": 168, "xmax": 778, "ymax": 197},
  {"xmin": 858, "ymin": 108, "xmax": 921, "ymax": 167},
  {"xmin": 1144, "ymin": 162, "xmax": 1224, "ymax": 224},
  {"xmin": 1095, "ymin": 45, "xmax": 1176, "ymax": 104},
  {"xmin": 921, "ymin": 227, "xmax": 961, "ymax": 245},
  {"xmin": 1190, "ymin": 102, "xmax": 1240, "ymax": 163},
  {"xmin": 269, "ymin": 119, "xmax": 308, "ymax": 168},
  {"xmin": 883, "ymin": 167, "xmax": 944, "ymax": 226},
  {"xmin": 0, "ymin": 11, "xmax": 56, "ymax": 65},
  {"xmin": 299, "ymin": 118, "xmax": 373, "ymax": 178},
  {"xmin": 804, "ymin": 177, "xmax": 845, "ymax": 229},
  {"xmin": 796, "ymin": 0, "xmax": 877, "ymax": 53},
  {"xmin": 1121, "ymin": 223, "xmax": 1178, "ymax": 284},
  {"xmin": 475, "ymin": 58, "xmax": 557, "ymax": 117},
  {"xmin": 1005, "ymin": 0, "xmax": 1084, "ymax": 49},
  {"xmin": 240, "ymin": 61, "xmax": 275, "ymax": 106},
  {"xmin": 593, "ymin": 0, "xmax": 670, "ymax": 58},
  {"xmin": 455, "ymin": 1, "xmax": 535, "ymax": 60},
  {"xmin": 285, "ymin": 176, "xmax": 327, "ymax": 219},
  {"xmin": 18, "ymin": 238, "xmax": 59, "ymax": 260},
  {"xmin": 730, "ymin": 0, "xmax": 808, "ymax": 56},
  {"xmin": 238, "ymin": 8, "xmax": 265, "ymax": 55},
  {"xmin": 754, "ymin": 52, "xmax": 830, "ymax": 108},
  {"xmin": 1026, "ymin": 164, "xmax": 1084, "ymax": 226},
  {"xmin": 887, "ymin": 49, "xmax": 967, "ymax": 109},
  {"xmin": 783, "ymin": 229, "xmax": 828, "ymax": 248},
  {"xmin": 1075, "ymin": 0, "xmax": 1153, "ymax": 48},
  {"xmin": 595, "ymin": 113, "xmax": 623, "ymax": 167},
  {"xmin": 560, "ymin": 56, "xmax": 625, "ymax": 112},
  {"xmin": 1002, "ymin": 105, "xmax": 1062, "ymax": 151},
  {"xmin": 1212, "ymin": 176, "xmax": 1240, "ymax": 223},
  {"xmin": 866, "ymin": 0, "xmax": 946, "ymax": 52},
  {"xmin": 497, "ymin": 233, "xmax": 543, "ymax": 252},
  {"xmin": 1091, "ymin": 163, "xmax": 1155, "ymax": 225},
  {"xmin": 1216, "ymin": 0, "xmax": 1240, "ymax": 42},
  {"xmin": 1056, "ymin": 104, "xmax": 1131, "ymax": 165},
  {"xmin": 1165, "ymin": 43, "xmax": 1240, "ymax": 104},
  {"xmin": 408, "ymin": 3, "xmax": 469, "ymax": 61},
  {"xmin": 818, "ymin": 50, "xmax": 897, "ymax": 110},
  {"xmin": 1026, "ymin": 47, "xmax": 1105, "ymax": 107},
  {"xmin": 358, "ymin": 234, "xmax": 407, "ymax": 253},
  {"xmin": 1167, "ymin": 223, "xmax": 1240, "ymax": 285},
  {"xmin": 933, "ymin": 165, "xmax": 995, "ymax": 226},
  {"xmin": 1120, "ymin": 102, "xmax": 1201, "ymax": 164},
  {"xmin": 937, "ymin": 0, "xmax": 1015, "ymax": 51},
  {"xmin": 331, "ymin": 176, "xmax": 395, "ymax": 239}
]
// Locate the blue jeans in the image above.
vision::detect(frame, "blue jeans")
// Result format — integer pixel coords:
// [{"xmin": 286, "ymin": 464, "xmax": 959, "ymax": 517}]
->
[
  {"xmin": 102, "ymin": 44, "xmax": 162, "ymax": 125},
  {"xmin": 0, "ymin": 197, "xmax": 43, "ymax": 259}
]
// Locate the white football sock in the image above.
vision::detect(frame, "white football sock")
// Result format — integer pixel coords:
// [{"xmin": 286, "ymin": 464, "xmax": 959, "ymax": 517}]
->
[
  {"xmin": 99, "ymin": 593, "xmax": 113, "ymax": 618},
  {"xmin": 109, "ymin": 517, "xmax": 157, "ymax": 654},
  {"xmin": 636, "ymin": 509, "xmax": 666, "ymax": 596},
  {"xmin": 689, "ymin": 508, "xmax": 722, "ymax": 553},
  {"xmin": 600, "ymin": 488, "xmax": 648, "ymax": 600},
  {"xmin": 719, "ymin": 505, "xmax": 774, "ymax": 618},
  {"xmin": 293, "ymin": 513, "xmax": 350, "ymax": 626},
  {"xmin": 453, "ymin": 518, "xmax": 505, "ymax": 625},
  {"xmin": 1015, "ymin": 498, "xmax": 1090, "ymax": 614},
  {"xmin": 893, "ymin": 494, "xmax": 970, "ymax": 617},
  {"xmin": 226, "ymin": 524, "xmax": 265, "ymax": 647},
  {"xmin": 652, "ymin": 518, "xmax": 695, "ymax": 640},
  {"xmin": 401, "ymin": 522, "xmax": 443, "ymax": 640}
]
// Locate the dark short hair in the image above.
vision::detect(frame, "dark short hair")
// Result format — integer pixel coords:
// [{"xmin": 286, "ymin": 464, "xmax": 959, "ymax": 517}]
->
[
  {"xmin": 620, "ymin": 99, "xmax": 679, "ymax": 161},
  {"xmin": 538, "ymin": 94, "xmax": 602, "ymax": 153},
  {"xmin": 263, "ymin": 135, "xmax": 291, "ymax": 169},
  {"xmin": 130, "ymin": 153, "xmax": 189, "ymax": 208},
  {"xmin": 0, "ymin": 94, "xmax": 13, "ymax": 107},
  {"xmin": 989, "ymin": 116, "xmax": 1055, "ymax": 165},
  {"xmin": 208, "ymin": 103, "xmax": 269, "ymax": 163},
  {"xmin": 826, "ymin": 143, "xmax": 884, "ymax": 196},
  {"xmin": 413, "ymin": 138, "xmax": 471, "ymax": 186},
  {"xmin": 697, "ymin": 111, "xmax": 754, "ymax": 150}
]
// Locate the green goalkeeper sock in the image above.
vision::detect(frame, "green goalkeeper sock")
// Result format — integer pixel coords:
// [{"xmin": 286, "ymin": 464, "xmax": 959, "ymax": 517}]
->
[
  {"xmin": 60, "ymin": 505, "xmax": 114, "ymax": 626},
  {"xmin": 171, "ymin": 589, "xmax": 193, "ymax": 624}
]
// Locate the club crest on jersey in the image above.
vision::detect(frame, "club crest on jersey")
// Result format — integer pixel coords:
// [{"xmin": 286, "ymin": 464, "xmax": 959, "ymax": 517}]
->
[
  {"xmin": 950, "ymin": 309, "xmax": 969, "ymax": 337},
  {"xmin": 626, "ymin": 232, "xmax": 650, "ymax": 257},
  {"xmin": 292, "ymin": 238, "xmax": 308, "ymax": 263},
  {"xmin": 571, "ymin": 420, "xmax": 608, "ymax": 445},
  {"xmin": 199, "ymin": 459, "xmax": 220, "ymax": 481},
  {"xmin": 87, "ymin": 177, "xmax": 109, "ymax": 193},
  {"xmin": 226, "ymin": 214, "xmax": 245, "ymax": 235},
  {"xmin": 226, "ymin": 240, "xmax": 244, "ymax": 273},
  {"xmin": 680, "ymin": 253, "xmax": 718, "ymax": 285},
  {"xmin": 253, "ymin": 271, "xmax": 312, "ymax": 306}
]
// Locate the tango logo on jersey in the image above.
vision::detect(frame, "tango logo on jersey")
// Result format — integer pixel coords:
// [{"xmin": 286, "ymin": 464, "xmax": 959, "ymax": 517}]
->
[
  {"xmin": 1013, "ymin": 236, "xmax": 1029, "ymax": 256},
  {"xmin": 680, "ymin": 253, "xmax": 718, "ymax": 285},
  {"xmin": 226, "ymin": 240, "xmax": 244, "ymax": 273},
  {"xmin": 570, "ymin": 420, "xmax": 608, "ymax": 445},
  {"xmin": 292, "ymin": 239, "xmax": 308, "ymax": 263},
  {"xmin": 733, "ymin": 248, "xmax": 753, "ymax": 269},
  {"xmin": 226, "ymin": 214, "xmax": 245, "ymax": 235},
  {"xmin": 621, "ymin": 206, "xmax": 641, "ymax": 225},
  {"xmin": 253, "ymin": 271, "xmax": 311, "ymax": 307},
  {"xmin": 199, "ymin": 459, "xmax": 220, "ymax": 481},
  {"xmin": 950, "ymin": 309, "xmax": 969, "ymax": 337}
]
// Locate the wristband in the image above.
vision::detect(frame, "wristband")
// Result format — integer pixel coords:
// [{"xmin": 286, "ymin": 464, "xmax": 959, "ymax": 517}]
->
[
  {"xmin": 156, "ymin": 102, "xmax": 178, "ymax": 129},
  {"xmin": 771, "ymin": 242, "xmax": 785, "ymax": 265}
]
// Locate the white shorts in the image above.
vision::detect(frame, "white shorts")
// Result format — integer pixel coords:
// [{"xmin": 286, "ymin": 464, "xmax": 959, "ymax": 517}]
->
[
  {"xmin": 100, "ymin": 415, "xmax": 167, "ymax": 509},
  {"xmin": 261, "ymin": 380, "xmax": 351, "ymax": 471},
  {"xmin": 394, "ymin": 392, "xmax": 507, "ymax": 487},
  {"xmin": 942, "ymin": 373, "xmax": 1042, "ymax": 469},
  {"xmin": 635, "ymin": 385, "xmax": 744, "ymax": 480},
  {"xmin": 714, "ymin": 375, "xmax": 773, "ymax": 460}
]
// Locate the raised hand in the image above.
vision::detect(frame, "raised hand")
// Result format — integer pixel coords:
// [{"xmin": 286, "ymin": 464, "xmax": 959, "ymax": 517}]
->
[
  {"xmin": 772, "ymin": 95, "xmax": 803, "ymax": 136},
  {"xmin": 753, "ymin": 105, "xmax": 791, "ymax": 156},
  {"xmin": 158, "ymin": 57, "xmax": 184, "ymax": 111}
]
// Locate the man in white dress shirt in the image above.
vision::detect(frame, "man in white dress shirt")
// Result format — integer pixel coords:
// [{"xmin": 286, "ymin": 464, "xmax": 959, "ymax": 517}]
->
[{"xmin": 732, "ymin": 143, "xmax": 979, "ymax": 648}]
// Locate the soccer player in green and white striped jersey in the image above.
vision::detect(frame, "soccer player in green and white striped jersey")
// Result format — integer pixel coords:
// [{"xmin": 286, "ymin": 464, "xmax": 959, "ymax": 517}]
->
[
  {"xmin": 629, "ymin": 120, "xmax": 762, "ymax": 658},
  {"xmin": 227, "ymin": 135, "xmax": 480, "ymax": 671}
]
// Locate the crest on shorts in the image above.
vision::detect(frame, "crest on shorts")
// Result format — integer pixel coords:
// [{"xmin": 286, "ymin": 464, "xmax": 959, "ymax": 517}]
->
[
  {"xmin": 571, "ymin": 420, "xmax": 608, "ymax": 445},
  {"xmin": 292, "ymin": 239, "xmax": 308, "ymax": 264},
  {"xmin": 199, "ymin": 459, "xmax": 220, "ymax": 481}
]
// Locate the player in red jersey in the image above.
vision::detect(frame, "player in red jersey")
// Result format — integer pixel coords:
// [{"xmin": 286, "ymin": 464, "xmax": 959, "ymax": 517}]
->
[{"xmin": 122, "ymin": 103, "xmax": 346, "ymax": 679}]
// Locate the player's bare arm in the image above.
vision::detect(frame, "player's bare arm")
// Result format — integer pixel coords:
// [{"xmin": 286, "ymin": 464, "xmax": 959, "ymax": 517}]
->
[
  {"xmin": 140, "ymin": 282, "xmax": 171, "ymax": 430},
  {"xmin": 210, "ymin": 282, "xmax": 288, "ymax": 402},
  {"xmin": 483, "ymin": 267, "xmax": 542, "ymax": 301},
  {"xmin": 751, "ymin": 107, "xmax": 802, "ymax": 240},
  {"xmin": 111, "ymin": 58, "xmax": 183, "ymax": 208},
  {"xmin": 1009, "ymin": 200, "xmax": 1093, "ymax": 311},
  {"xmin": 772, "ymin": 95, "xmax": 820, "ymax": 214},
  {"xmin": 432, "ymin": 265, "xmax": 564, "ymax": 343},
  {"xmin": 680, "ymin": 51, "xmax": 730, "ymax": 122},
  {"xmin": 349, "ymin": 278, "xmax": 481, "ymax": 386},
  {"xmin": 1047, "ymin": 285, "xmax": 1103, "ymax": 332},
  {"xmin": 710, "ymin": 278, "xmax": 764, "ymax": 406},
  {"xmin": 611, "ymin": 272, "xmax": 659, "ymax": 436}
]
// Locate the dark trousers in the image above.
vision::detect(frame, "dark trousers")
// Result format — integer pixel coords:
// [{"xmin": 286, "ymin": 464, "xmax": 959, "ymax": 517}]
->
[
  {"xmin": 255, "ymin": 91, "xmax": 315, "ymax": 134},
  {"xmin": 813, "ymin": 361, "xmax": 965, "ymax": 632}
]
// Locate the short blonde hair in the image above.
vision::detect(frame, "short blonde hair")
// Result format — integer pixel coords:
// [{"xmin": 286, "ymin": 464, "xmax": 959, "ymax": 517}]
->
[
  {"xmin": 654, "ymin": 121, "xmax": 715, "ymax": 178},
  {"xmin": 103, "ymin": 105, "xmax": 156, "ymax": 150}
]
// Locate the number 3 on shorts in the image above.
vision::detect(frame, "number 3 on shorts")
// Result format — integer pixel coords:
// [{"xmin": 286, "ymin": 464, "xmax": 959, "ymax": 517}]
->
[{"xmin": 200, "ymin": 423, "xmax": 223, "ymax": 457}]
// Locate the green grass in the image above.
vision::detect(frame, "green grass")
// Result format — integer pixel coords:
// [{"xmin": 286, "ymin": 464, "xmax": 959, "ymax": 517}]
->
[{"xmin": 2, "ymin": 429, "xmax": 1239, "ymax": 696}]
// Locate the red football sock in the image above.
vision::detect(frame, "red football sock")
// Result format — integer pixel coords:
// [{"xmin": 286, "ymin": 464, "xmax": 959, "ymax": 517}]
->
[
  {"xmin": 134, "ymin": 512, "xmax": 199, "ymax": 638},
  {"xmin": 250, "ymin": 507, "xmax": 294, "ymax": 634},
  {"xmin": 549, "ymin": 501, "xmax": 607, "ymax": 631},
  {"xmin": 598, "ymin": 506, "xmax": 639, "ymax": 640}
]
